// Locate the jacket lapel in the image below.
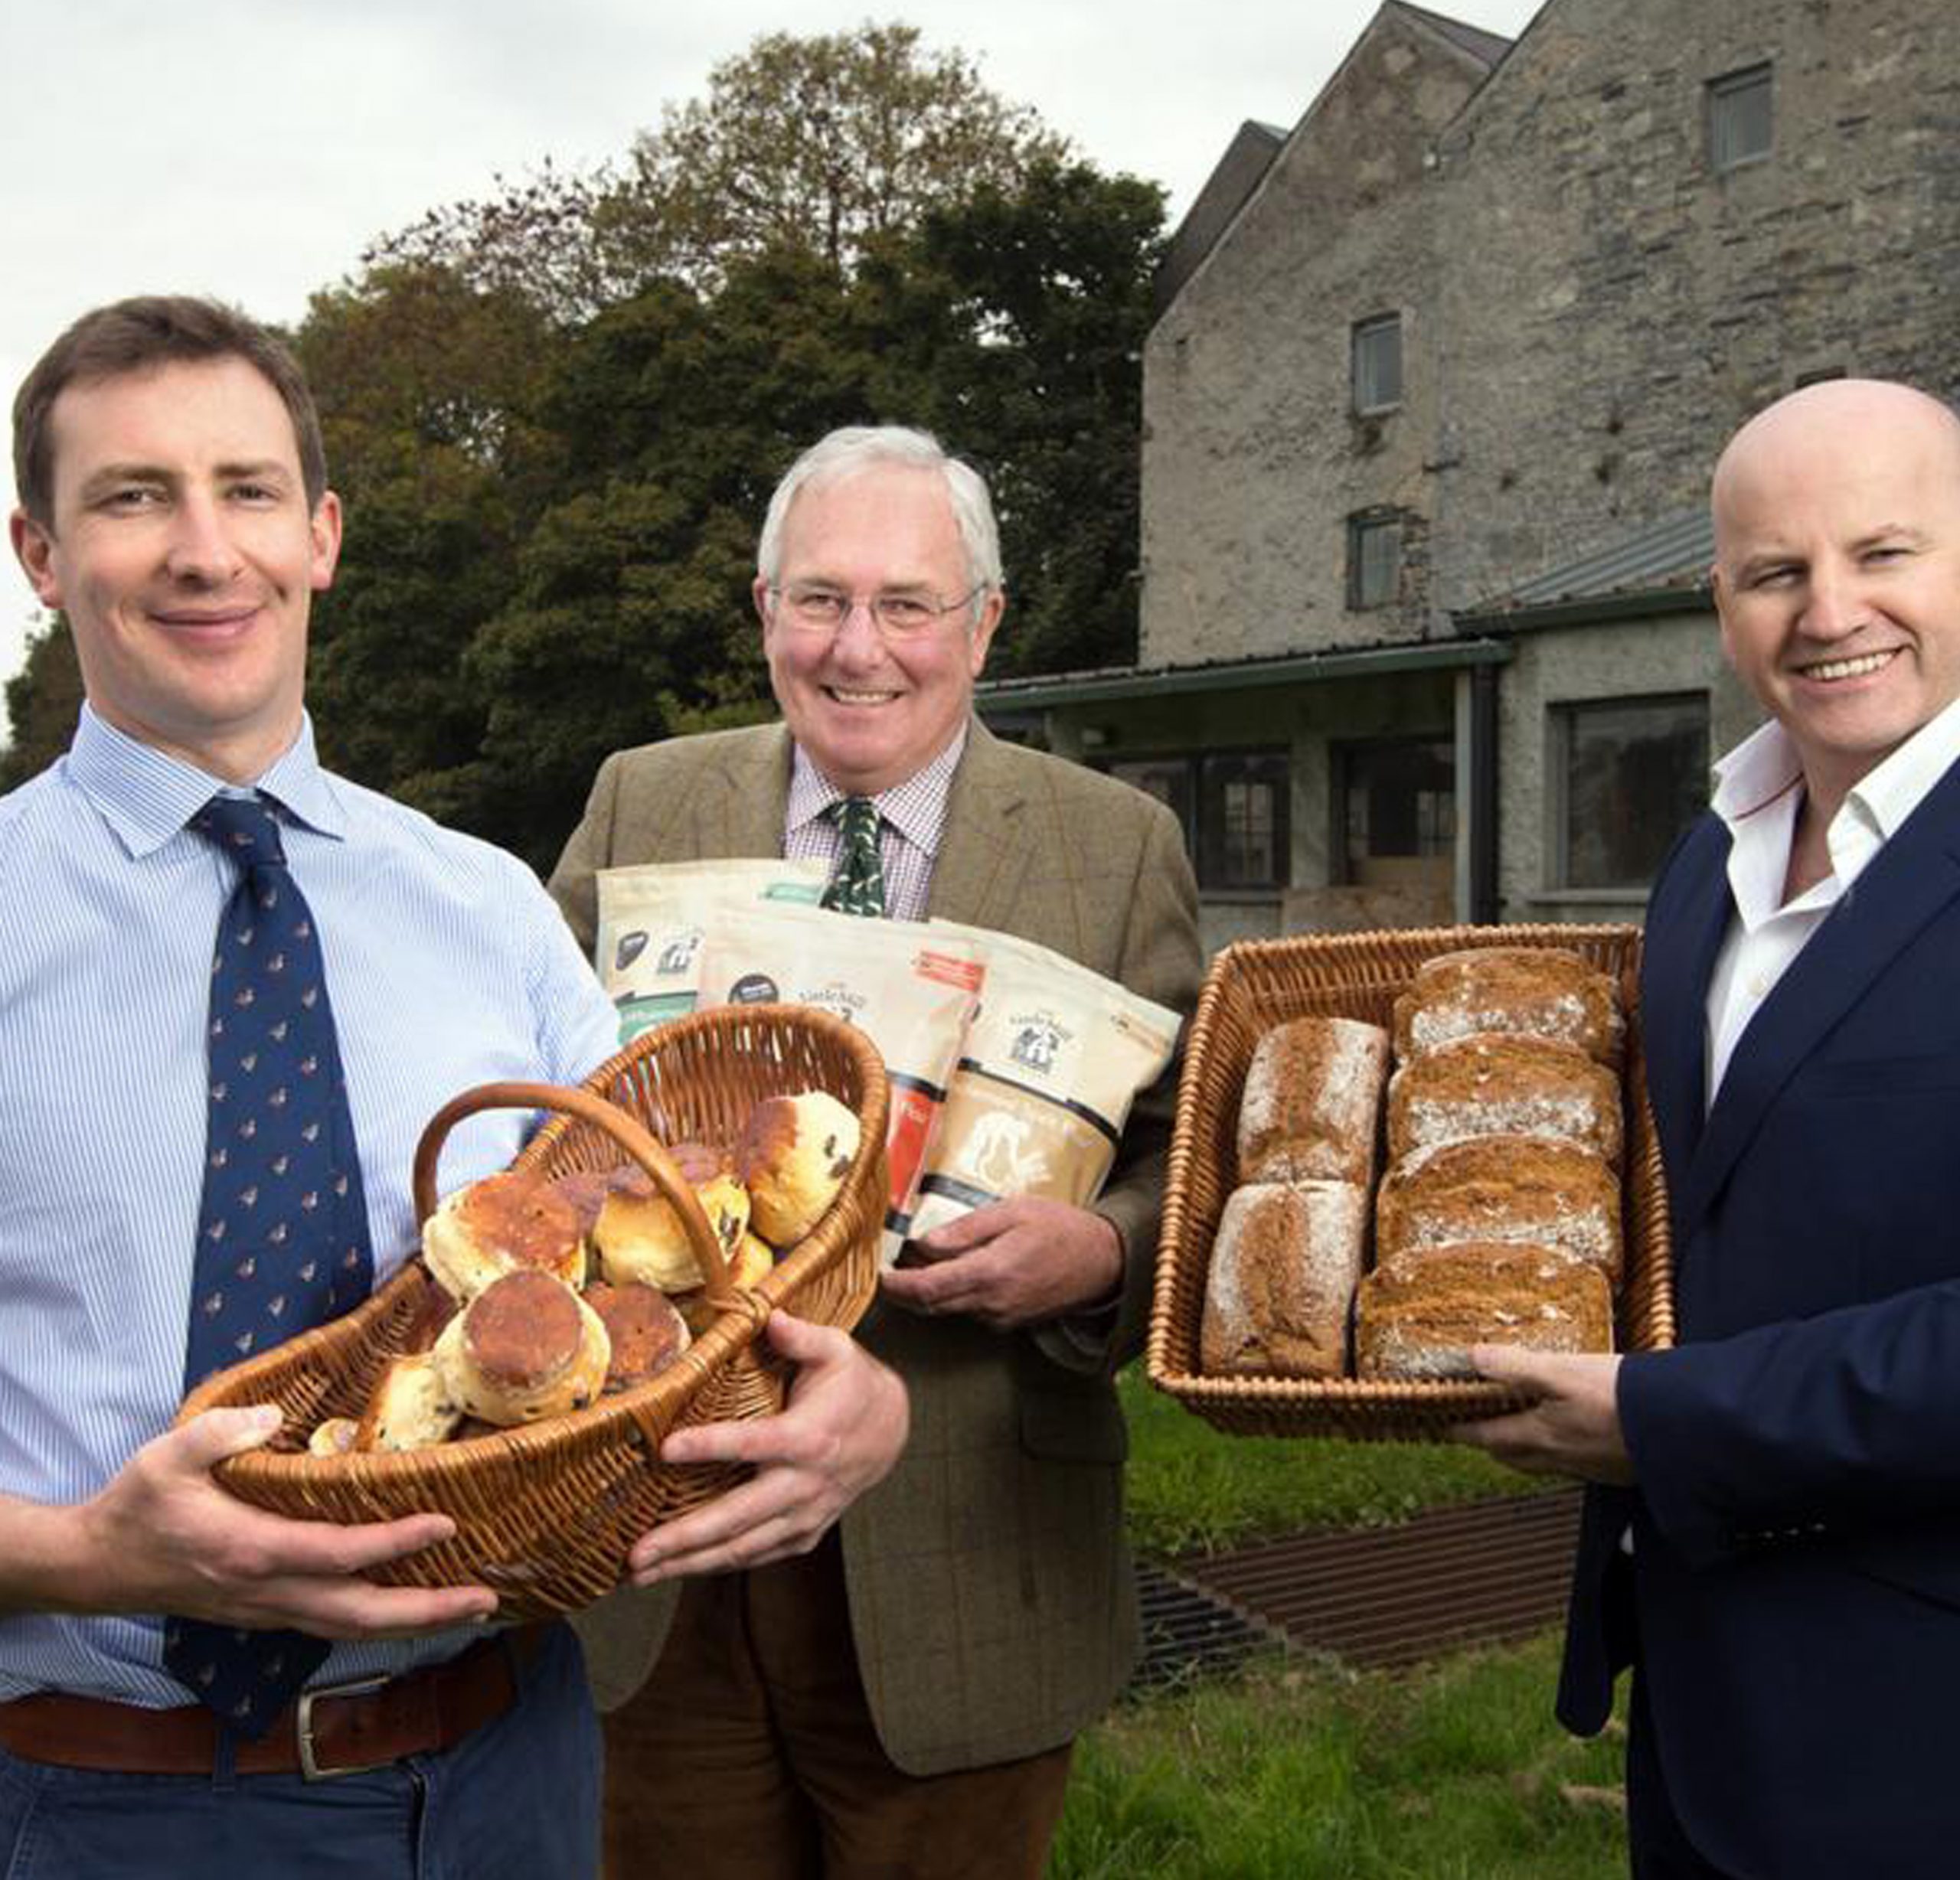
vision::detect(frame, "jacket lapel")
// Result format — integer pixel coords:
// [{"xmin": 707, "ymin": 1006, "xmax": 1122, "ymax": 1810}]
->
[
  {"xmin": 1675, "ymin": 760, "xmax": 1960, "ymax": 1236},
  {"xmin": 699, "ymin": 723, "xmax": 793, "ymax": 859},
  {"xmin": 926, "ymin": 720, "xmax": 1035, "ymax": 927}
]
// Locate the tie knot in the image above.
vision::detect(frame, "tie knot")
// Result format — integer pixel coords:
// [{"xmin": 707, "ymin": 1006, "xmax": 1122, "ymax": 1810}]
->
[
  {"xmin": 831, "ymin": 795, "xmax": 880, "ymax": 839},
  {"xmin": 190, "ymin": 794, "xmax": 287, "ymax": 876}
]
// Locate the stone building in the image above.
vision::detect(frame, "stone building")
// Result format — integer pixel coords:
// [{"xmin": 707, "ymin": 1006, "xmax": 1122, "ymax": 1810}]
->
[{"xmin": 979, "ymin": 0, "xmax": 1960, "ymax": 950}]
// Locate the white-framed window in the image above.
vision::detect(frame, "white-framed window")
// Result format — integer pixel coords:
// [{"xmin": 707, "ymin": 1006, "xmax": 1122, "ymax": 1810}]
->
[
  {"xmin": 1708, "ymin": 64, "xmax": 1772, "ymax": 171},
  {"xmin": 1549, "ymin": 693, "xmax": 1710, "ymax": 889},
  {"xmin": 1351, "ymin": 312, "xmax": 1403, "ymax": 414},
  {"xmin": 1109, "ymin": 750, "xmax": 1289, "ymax": 893}
]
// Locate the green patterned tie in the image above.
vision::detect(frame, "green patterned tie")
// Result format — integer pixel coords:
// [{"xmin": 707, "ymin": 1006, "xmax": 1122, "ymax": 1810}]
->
[{"xmin": 822, "ymin": 795, "xmax": 886, "ymax": 918}]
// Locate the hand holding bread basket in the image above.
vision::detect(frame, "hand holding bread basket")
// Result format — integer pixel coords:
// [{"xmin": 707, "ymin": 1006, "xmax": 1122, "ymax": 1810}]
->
[{"xmin": 175, "ymin": 1004, "xmax": 889, "ymax": 1619}]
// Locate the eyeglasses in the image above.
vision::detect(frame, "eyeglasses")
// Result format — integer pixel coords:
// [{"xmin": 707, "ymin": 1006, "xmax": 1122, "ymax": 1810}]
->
[{"xmin": 769, "ymin": 582, "xmax": 985, "ymax": 638}]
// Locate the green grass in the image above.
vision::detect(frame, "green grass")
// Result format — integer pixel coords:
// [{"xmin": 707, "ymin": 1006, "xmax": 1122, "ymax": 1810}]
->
[
  {"xmin": 1056, "ymin": 1635, "xmax": 1628, "ymax": 1880},
  {"xmin": 1119, "ymin": 1365, "xmax": 1548, "ymax": 1558}
]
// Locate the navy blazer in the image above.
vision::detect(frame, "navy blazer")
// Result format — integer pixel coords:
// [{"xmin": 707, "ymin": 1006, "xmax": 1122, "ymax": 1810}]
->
[{"xmin": 1559, "ymin": 756, "xmax": 1960, "ymax": 1878}]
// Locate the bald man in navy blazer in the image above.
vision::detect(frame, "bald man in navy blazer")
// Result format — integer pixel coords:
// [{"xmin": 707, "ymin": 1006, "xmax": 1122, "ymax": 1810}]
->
[{"xmin": 1459, "ymin": 379, "xmax": 1960, "ymax": 1879}]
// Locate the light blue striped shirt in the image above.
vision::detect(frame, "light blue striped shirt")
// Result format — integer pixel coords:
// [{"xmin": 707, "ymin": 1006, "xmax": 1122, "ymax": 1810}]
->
[{"xmin": 0, "ymin": 706, "xmax": 621, "ymax": 1706}]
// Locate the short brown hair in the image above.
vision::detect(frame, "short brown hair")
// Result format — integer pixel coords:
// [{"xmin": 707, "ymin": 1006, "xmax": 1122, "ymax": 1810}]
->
[{"xmin": 12, "ymin": 295, "xmax": 328, "ymax": 526}]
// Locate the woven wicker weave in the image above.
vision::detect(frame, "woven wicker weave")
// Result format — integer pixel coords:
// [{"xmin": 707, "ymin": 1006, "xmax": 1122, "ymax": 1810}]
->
[
  {"xmin": 1146, "ymin": 924, "xmax": 1674, "ymax": 1441},
  {"xmin": 176, "ymin": 1003, "xmax": 889, "ymax": 1619}
]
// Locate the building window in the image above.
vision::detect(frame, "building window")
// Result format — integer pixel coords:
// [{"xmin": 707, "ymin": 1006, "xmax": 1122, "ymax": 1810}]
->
[
  {"xmin": 1551, "ymin": 694, "xmax": 1710, "ymax": 890},
  {"xmin": 1110, "ymin": 751, "xmax": 1289, "ymax": 893},
  {"xmin": 1334, "ymin": 739, "xmax": 1455, "ymax": 889},
  {"xmin": 1347, "ymin": 512, "xmax": 1403, "ymax": 610},
  {"xmin": 1707, "ymin": 64, "xmax": 1772, "ymax": 171},
  {"xmin": 1351, "ymin": 312, "xmax": 1403, "ymax": 414}
]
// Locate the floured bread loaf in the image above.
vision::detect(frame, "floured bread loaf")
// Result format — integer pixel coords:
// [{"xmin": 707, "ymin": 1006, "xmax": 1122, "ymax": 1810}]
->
[
  {"xmin": 1375, "ymin": 1134, "xmax": 1622, "ymax": 1278},
  {"xmin": 1393, "ymin": 947, "xmax": 1623, "ymax": 1066},
  {"xmin": 1386, "ymin": 1033, "xmax": 1622, "ymax": 1167},
  {"xmin": 1354, "ymin": 1241, "xmax": 1614, "ymax": 1379},
  {"xmin": 1200, "ymin": 1180, "xmax": 1368, "ymax": 1377},
  {"xmin": 1236, "ymin": 1015, "xmax": 1390, "ymax": 1186}
]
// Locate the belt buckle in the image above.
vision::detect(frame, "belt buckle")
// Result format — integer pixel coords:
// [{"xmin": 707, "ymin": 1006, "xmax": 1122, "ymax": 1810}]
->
[{"xmin": 296, "ymin": 1673, "xmax": 393, "ymax": 1781}]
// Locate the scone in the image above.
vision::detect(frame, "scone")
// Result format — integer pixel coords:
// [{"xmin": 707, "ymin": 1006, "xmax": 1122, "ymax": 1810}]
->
[
  {"xmin": 585, "ymin": 1281, "xmax": 692, "ymax": 1394},
  {"xmin": 737, "ymin": 1092, "xmax": 861, "ymax": 1246},
  {"xmin": 592, "ymin": 1148, "xmax": 750, "ymax": 1293},
  {"xmin": 436, "ymin": 1269, "xmax": 611, "ymax": 1426},
  {"xmin": 423, "ymin": 1170, "xmax": 586, "ymax": 1301},
  {"xmin": 353, "ymin": 1352, "xmax": 463, "ymax": 1452}
]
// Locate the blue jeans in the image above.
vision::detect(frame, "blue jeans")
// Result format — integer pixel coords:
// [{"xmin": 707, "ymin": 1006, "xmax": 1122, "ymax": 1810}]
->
[{"xmin": 0, "ymin": 1625, "xmax": 599, "ymax": 1880}]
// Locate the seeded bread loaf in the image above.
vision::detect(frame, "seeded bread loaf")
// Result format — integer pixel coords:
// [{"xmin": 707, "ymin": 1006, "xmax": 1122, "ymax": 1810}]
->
[
  {"xmin": 1393, "ymin": 946, "xmax": 1623, "ymax": 1066},
  {"xmin": 1200, "ymin": 1180, "xmax": 1368, "ymax": 1378},
  {"xmin": 1374, "ymin": 1133, "xmax": 1622, "ymax": 1280},
  {"xmin": 1385, "ymin": 1033, "xmax": 1623, "ymax": 1167},
  {"xmin": 1353, "ymin": 1240, "xmax": 1614, "ymax": 1379},
  {"xmin": 1236, "ymin": 1014, "xmax": 1390, "ymax": 1186}
]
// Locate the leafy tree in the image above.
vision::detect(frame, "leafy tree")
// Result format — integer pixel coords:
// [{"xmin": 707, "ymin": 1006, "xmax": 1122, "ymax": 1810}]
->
[
  {"xmin": 364, "ymin": 22, "xmax": 1067, "ymax": 313},
  {"xmin": 0, "ymin": 616, "xmax": 83, "ymax": 791}
]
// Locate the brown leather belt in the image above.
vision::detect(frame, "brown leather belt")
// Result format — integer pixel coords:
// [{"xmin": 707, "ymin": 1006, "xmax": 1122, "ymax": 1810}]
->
[{"xmin": 0, "ymin": 1626, "xmax": 547, "ymax": 1780}]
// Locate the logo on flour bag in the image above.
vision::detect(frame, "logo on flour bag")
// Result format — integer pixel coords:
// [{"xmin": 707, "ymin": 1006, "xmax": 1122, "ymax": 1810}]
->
[
  {"xmin": 728, "ymin": 972, "xmax": 781, "ymax": 1004},
  {"xmin": 1008, "ymin": 1014, "xmax": 1068, "ymax": 1078}
]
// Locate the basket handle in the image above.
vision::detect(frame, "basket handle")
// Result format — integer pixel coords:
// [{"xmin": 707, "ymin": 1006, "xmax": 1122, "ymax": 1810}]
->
[{"xmin": 412, "ymin": 1081, "xmax": 737, "ymax": 1304}]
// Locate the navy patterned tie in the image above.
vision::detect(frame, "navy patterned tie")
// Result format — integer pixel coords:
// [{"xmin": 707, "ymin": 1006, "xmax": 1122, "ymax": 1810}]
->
[
  {"xmin": 821, "ymin": 796, "xmax": 886, "ymax": 918},
  {"xmin": 163, "ymin": 793, "xmax": 374, "ymax": 1737}
]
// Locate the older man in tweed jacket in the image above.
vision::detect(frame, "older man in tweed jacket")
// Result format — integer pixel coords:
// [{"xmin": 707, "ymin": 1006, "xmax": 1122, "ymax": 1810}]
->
[{"xmin": 550, "ymin": 425, "xmax": 1202, "ymax": 1880}]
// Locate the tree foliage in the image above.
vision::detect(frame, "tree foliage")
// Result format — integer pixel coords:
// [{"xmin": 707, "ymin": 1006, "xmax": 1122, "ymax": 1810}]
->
[{"xmin": 0, "ymin": 617, "xmax": 83, "ymax": 791}]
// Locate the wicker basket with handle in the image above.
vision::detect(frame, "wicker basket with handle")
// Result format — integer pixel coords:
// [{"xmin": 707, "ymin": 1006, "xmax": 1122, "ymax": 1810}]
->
[
  {"xmin": 1147, "ymin": 923, "xmax": 1674, "ymax": 1441},
  {"xmin": 175, "ymin": 1002, "xmax": 888, "ymax": 1620}
]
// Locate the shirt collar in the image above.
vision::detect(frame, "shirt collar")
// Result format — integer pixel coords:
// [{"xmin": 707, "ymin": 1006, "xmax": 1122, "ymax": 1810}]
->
[
  {"xmin": 785, "ymin": 722, "xmax": 969, "ymax": 855},
  {"xmin": 64, "ymin": 703, "xmax": 348, "ymax": 859}
]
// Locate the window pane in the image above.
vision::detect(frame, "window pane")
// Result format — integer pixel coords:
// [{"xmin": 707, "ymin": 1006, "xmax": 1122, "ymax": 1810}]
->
[
  {"xmin": 1338, "ymin": 739, "xmax": 1455, "ymax": 885},
  {"xmin": 1198, "ymin": 752, "xmax": 1289, "ymax": 892},
  {"xmin": 1559, "ymin": 696, "xmax": 1709, "ymax": 889},
  {"xmin": 1109, "ymin": 757, "xmax": 1196, "ymax": 857},
  {"xmin": 1709, "ymin": 65, "xmax": 1772, "ymax": 170},
  {"xmin": 1348, "ymin": 516, "xmax": 1402, "ymax": 609},
  {"xmin": 1352, "ymin": 315, "xmax": 1403, "ymax": 412}
]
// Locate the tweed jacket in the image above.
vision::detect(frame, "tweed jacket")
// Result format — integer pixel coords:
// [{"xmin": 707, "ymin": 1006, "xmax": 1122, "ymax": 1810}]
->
[{"xmin": 548, "ymin": 718, "xmax": 1204, "ymax": 1774}]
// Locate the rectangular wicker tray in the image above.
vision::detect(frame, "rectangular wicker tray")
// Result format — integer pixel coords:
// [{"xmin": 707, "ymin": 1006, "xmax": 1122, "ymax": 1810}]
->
[{"xmin": 1146, "ymin": 923, "xmax": 1674, "ymax": 1441}]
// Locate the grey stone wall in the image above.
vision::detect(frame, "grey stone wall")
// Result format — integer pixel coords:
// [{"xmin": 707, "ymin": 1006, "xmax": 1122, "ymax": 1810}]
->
[
  {"xmin": 1141, "ymin": 8, "xmax": 1498, "ymax": 667},
  {"xmin": 1432, "ymin": 0, "xmax": 1960, "ymax": 613}
]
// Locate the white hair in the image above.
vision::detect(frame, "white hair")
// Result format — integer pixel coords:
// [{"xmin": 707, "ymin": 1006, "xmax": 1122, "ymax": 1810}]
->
[{"xmin": 756, "ymin": 425, "xmax": 1003, "ymax": 616}]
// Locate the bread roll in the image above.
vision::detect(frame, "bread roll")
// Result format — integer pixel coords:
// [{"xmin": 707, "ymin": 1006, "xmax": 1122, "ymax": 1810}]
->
[
  {"xmin": 354, "ymin": 1352, "xmax": 463, "ymax": 1452},
  {"xmin": 306, "ymin": 1415, "xmax": 361, "ymax": 1458},
  {"xmin": 674, "ymin": 1230, "xmax": 774, "ymax": 1336},
  {"xmin": 593, "ymin": 1156, "xmax": 750, "ymax": 1293},
  {"xmin": 1236, "ymin": 1015, "xmax": 1389, "ymax": 1186},
  {"xmin": 1393, "ymin": 946, "xmax": 1623, "ymax": 1065},
  {"xmin": 738, "ymin": 1092, "xmax": 861, "ymax": 1246},
  {"xmin": 584, "ymin": 1281, "xmax": 691, "ymax": 1394},
  {"xmin": 1354, "ymin": 1241, "xmax": 1614, "ymax": 1379},
  {"xmin": 423, "ymin": 1171, "xmax": 586, "ymax": 1302},
  {"xmin": 1200, "ymin": 1180, "xmax": 1367, "ymax": 1378},
  {"xmin": 436, "ymin": 1269, "xmax": 610, "ymax": 1426},
  {"xmin": 1375, "ymin": 1134, "xmax": 1622, "ymax": 1279},
  {"xmin": 1385, "ymin": 1033, "xmax": 1622, "ymax": 1167}
]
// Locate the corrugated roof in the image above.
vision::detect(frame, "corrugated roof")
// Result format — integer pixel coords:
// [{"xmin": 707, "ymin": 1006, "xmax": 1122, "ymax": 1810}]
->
[
  {"xmin": 1394, "ymin": 1, "xmax": 1517, "ymax": 70},
  {"xmin": 1475, "ymin": 506, "xmax": 1715, "ymax": 615}
]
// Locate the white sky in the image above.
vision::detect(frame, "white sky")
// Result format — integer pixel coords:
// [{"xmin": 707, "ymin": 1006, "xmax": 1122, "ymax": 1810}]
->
[{"xmin": 0, "ymin": 0, "xmax": 1544, "ymax": 704}]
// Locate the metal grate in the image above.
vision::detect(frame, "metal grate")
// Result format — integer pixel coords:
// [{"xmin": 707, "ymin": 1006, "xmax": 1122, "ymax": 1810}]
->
[
  {"xmin": 1131, "ymin": 1559, "xmax": 1281, "ymax": 1689},
  {"xmin": 1171, "ymin": 1487, "xmax": 1583, "ymax": 1673}
]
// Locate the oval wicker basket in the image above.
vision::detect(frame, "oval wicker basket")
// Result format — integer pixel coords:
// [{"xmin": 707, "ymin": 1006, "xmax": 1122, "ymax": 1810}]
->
[
  {"xmin": 1146, "ymin": 923, "xmax": 1675, "ymax": 1441},
  {"xmin": 175, "ymin": 1002, "xmax": 889, "ymax": 1620}
]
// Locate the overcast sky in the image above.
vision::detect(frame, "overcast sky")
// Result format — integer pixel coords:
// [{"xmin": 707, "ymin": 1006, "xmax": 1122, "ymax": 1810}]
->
[{"xmin": 0, "ymin": 0, "xmax": 1544, "ymax": 700}]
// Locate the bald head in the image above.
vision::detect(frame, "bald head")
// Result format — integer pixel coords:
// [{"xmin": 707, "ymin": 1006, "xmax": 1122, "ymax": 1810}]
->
[
  {"xmin": 1713, "ymin": 379, "xmax": 1960, "ymax": 566},
  {"xmin": 1710, "ymin": 377, "xmax": 1960, "ymax": 815}
]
